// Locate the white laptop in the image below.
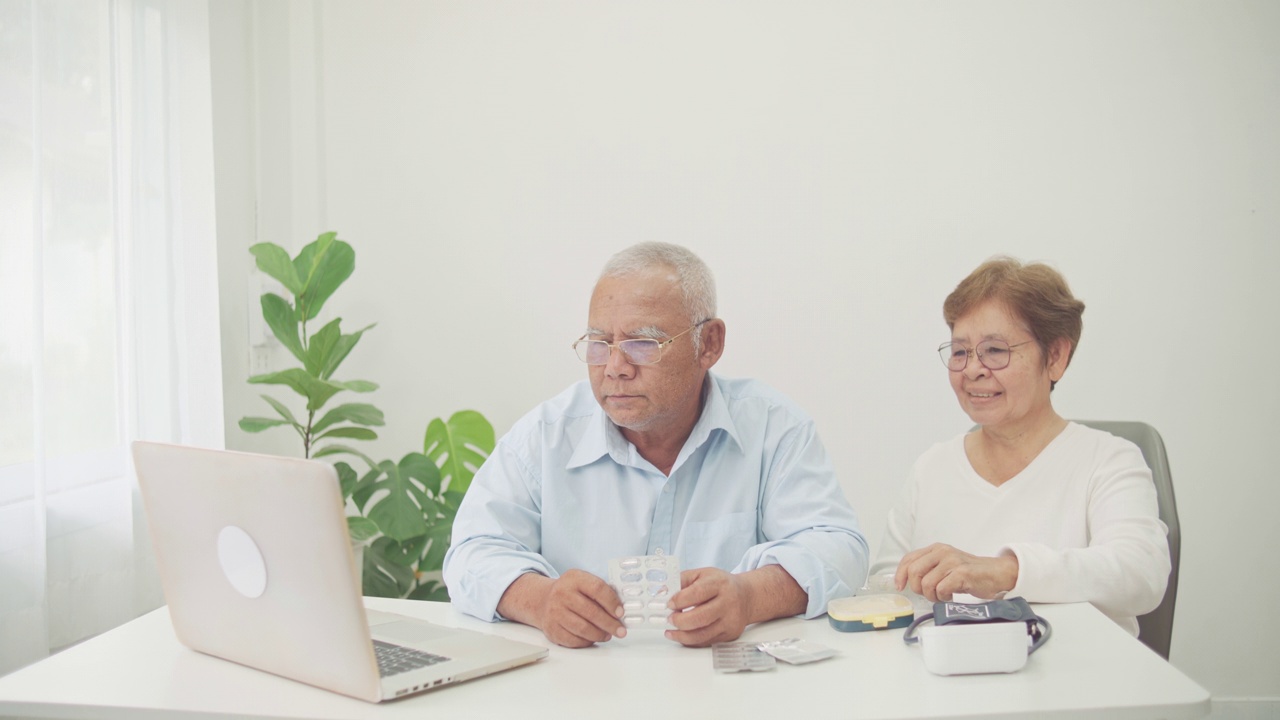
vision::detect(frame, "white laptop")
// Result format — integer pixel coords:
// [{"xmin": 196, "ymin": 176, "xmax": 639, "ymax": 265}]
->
[{"xmin": 131, "ymin": 440, "xmax": 548, "ymax": 703}]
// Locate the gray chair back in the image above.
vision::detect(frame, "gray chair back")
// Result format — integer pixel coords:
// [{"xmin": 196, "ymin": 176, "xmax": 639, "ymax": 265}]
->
[{"xmin": 1074, "ymin": 420, "xmax": 1179, "ymax": 660}]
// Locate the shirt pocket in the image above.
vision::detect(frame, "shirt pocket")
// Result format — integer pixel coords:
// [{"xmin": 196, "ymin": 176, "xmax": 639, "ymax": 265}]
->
[{"xmin": 678, "ymin": 511, "xmax": 759, "ymax": 571}]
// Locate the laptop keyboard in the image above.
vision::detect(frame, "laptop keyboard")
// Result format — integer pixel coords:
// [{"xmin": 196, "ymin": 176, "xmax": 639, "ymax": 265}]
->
[{"xmin": 373, "ymin": 640, "xmax": 451, "ymax": 678}]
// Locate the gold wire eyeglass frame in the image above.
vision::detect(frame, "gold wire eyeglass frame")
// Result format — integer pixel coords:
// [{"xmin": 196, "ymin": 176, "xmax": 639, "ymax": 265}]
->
[{"xmin": 572, "ymin": 319, "xmax": 711, "ymax": 365}]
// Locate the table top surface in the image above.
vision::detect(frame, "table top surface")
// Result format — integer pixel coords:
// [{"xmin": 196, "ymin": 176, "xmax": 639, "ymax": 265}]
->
[{"xmin": 0, "ymin": 598, "xmax": 1209, "ymax": 720}]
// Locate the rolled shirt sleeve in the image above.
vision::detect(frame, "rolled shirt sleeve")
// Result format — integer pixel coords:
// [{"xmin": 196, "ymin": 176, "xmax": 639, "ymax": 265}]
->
[
  {"xmin": 442, "ymin": 436, "xmax": 558, "ymax": 622},
  {"xmin": 732, "ymin": 416, "xmax": 868, "ymax": 618}
]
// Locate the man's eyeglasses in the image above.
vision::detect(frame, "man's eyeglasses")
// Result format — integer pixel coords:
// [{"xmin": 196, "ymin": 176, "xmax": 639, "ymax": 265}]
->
[
  {"xmin": 938, "ymin": 340, "xmax": 1033, "ymax": 372},
  {"xmin": 573, "ymin": 320, "xmax": 711, "ymax": 365}
]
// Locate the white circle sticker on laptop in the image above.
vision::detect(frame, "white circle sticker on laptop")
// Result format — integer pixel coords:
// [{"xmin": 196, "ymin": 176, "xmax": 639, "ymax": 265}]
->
[{"xmin": 217, "ymin": 525, "xmax": 267, "ymax": 598}]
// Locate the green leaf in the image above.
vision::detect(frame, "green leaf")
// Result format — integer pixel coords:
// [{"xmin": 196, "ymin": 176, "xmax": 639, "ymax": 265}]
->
[
  {"xmin": 423, "ymin": 410, "xmax": 495, "ymax": 495},
  {"xmin": 402, "ymin": 452, "xmax": 447, "ymax": 497},
  {"xmin": 379, "ymin": 534, "xmax": 430, "ymax": 568},
  {"xmin": 250, "ymin": 243, "xmax": 303, "ymax": 295},
  {"xmin": 407, "ymin": 580, "xmax": 450, "ymax": 602},
  {"xmin": 304, "ymin": 317, "xmax": 343, "ymax": 377},
  {"xmin": 418, "ymin": 521, "xmax": 453, "ymax": 574},
  {"xmin": 261, "ymin": 395, "xmax": 302, "ymax": 428},
  {"xmin": 367, "ymin": 454, "xmax": 443, "ymax": 542},
  {"xmin": 335, "ymin": 461, "xmax": 358, "ymax": 501},
  {"xmin": 320, "ymin": 324, "xmax": 375, "ymax": 380},
  {"xmin": 350, "ymin": 463, "xmax": 383, "ymax": 511},
  {"xmin": 315, "ymin": 426, "xmax": 378, "ymax": 442},
  {"xmin": 332, "ymin": 379, "xmax": 378, "ymax": 393},
  {"xmin": 363, "ymin": 537, "xmax": 415, "ymax": 598},
  {"xmin": 238, "ymin": 417, "xmax": 290, "ymax": 433},
  {"xmin": 249, "ymin": 368, "xmax": 325, "ymax": 404},
  {"xmin": 260, "ymin": 293, "xmax": 304, "ymax": 362},
  {"xmin": 312, "ymin": 403, "xmax": 385, "ymax": 435},
  {"xmin": 442, "ymin": 488, "xmax": 466, "ymax": 512},
  {"xmin": 313, "ymin": 443, "xmax": 378, "ymax": 469},
  {"xmin": 346, "ymin": 516, "xmax": 379, "ymax": 543},
  {"xmin": 249, "ymin": 368, "xmax": 369, "ymax": 412},
  {"xmin": 293, "ymin": 234, "xmax": 354, "ymax": 321}
]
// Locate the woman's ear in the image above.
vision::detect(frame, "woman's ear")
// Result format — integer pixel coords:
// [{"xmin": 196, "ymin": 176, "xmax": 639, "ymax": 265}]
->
[{"xmin": 1047, "ymin": 337, "xmax": 1073, "ymax": 382}]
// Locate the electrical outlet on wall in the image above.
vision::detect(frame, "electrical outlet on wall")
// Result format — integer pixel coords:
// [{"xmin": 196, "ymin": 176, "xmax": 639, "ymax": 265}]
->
[{"xmin": 249, "ymin": 345, "xmax": 274, "ymax": 376}]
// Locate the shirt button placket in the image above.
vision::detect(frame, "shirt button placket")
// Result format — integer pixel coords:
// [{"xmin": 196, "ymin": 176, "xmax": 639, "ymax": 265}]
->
[{"xmin": 648, "ymin": 476, "xmax": 676, "ymax": 555}]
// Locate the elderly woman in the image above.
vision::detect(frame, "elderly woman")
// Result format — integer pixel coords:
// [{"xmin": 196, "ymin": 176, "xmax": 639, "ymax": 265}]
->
[{"xmin": 871, "ymin": 257, "xmax": 1170, "ymax": 635}]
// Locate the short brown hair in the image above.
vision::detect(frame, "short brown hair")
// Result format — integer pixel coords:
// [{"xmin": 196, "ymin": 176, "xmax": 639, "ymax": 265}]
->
[{"xmin": 943, "ymin": 256, "xmax": 1085, "ymax": 389}]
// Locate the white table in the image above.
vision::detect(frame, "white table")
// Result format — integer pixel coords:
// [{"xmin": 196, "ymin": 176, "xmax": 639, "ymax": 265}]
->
[{"xmin": 0, "ymin": 598, "xmax": 1209, "ymax": 720}]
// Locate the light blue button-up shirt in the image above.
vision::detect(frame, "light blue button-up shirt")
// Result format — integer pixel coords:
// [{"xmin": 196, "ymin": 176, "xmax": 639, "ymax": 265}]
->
[{"xmin": 443, "ymin": 372, "xmax": 868, "ymax": 622}]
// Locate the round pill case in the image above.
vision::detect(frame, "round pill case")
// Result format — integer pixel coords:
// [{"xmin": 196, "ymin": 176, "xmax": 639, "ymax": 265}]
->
[{"xmin": 827, "ymin": 594, "xmax": 915, "ymax": 632}]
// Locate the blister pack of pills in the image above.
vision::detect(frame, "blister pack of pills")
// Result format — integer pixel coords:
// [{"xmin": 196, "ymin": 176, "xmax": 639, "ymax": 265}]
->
[
  {"xmin": 711, "ymin": 642, "xmax": 777, "ymax": 673},
  {"xmin": 608, "ymin": 553, "xmax": 681, "ymax": 630},
  {"xmin": 757, "ymin": 638, "xmax": 837, "ymax": 665}
]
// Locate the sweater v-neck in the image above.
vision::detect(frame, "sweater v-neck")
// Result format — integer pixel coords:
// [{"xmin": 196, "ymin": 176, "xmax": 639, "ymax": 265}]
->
[{"xmin": 959, "ymin": 421, "xmax": 1078, "ymax": 493}]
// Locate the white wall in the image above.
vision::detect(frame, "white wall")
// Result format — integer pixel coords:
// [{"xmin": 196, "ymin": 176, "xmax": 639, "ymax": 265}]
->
[{"xmin": 210, "ymin": 0, "xmax": 1280, "ymax": 704}]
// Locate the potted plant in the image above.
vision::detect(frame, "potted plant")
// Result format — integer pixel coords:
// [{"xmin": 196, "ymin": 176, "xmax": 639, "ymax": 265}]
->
[{"xmin": 238, "ymin": 232, "xmax": 493, "ymax": 600}]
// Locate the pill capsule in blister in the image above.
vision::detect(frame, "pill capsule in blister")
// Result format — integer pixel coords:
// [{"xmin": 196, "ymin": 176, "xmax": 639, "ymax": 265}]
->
[{"xmin": 609, "ymin": 554, "xmax": 681, "ymax": 632}]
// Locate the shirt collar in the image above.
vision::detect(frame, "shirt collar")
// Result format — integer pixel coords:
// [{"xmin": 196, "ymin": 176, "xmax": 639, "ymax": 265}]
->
[{"xmin": 566, "ymin": 373, "xmax": 743, "ymax": 471}]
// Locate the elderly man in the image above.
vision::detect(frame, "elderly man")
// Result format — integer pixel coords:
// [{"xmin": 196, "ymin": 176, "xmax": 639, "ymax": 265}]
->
[{"xmin": 443, "ymin": 242, "xmax": 867, "ymax": 648}]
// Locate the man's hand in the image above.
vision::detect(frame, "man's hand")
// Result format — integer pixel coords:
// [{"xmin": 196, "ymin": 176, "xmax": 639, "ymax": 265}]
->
[
  {"xmin": 664, "ymin": 567, "xmax": 751, "ymax": 647},
  {"xmin": 894, "ymin": 543, "xmax": 1018, "ymax": 602},
  {"xmin": 496, "ymin": 570, "xmax": 625, "ymax": 648},
  {"xmin": 664, "ymin": 565, "xmax": 807, "ymax": 647}
]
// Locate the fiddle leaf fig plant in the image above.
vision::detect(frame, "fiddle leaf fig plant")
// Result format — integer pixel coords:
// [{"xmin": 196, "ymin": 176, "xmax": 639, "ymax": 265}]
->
[
  {"xmin": 239, "ymin": 232, "xmax": 382, "ymax": 457},
  {"xmin": 239, "ymin": 232, "xmax": 494, "ymax": 600}
]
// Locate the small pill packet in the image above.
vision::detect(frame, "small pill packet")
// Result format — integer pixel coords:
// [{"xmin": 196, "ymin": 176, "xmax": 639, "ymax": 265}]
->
[
  {"xmin": 712, "ymin": 642, "xmax": 777, "ymax": 673},
  {"xmin": 608, "ymin": 552, "xmax": 681, "ymax": 630},
  {"xmin": 756, "ymin": 638, "xmax": 837, "ymax": 665}
]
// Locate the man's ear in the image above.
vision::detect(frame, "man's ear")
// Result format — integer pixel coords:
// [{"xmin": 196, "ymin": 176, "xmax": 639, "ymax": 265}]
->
[{"xmin": 699, "ymin": 319, "xmax": 726, "ymax": 370}]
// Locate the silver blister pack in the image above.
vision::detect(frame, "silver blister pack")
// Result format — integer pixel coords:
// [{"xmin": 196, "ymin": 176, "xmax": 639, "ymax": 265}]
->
[
  {"xmin": 712, "ymin": 642, "xmax": 777, "ymax": 672},
  {"xmin": 608, "ymin": 553, "xmax": 681, "ymax": 630},
  {"xmin": 757, "ymin": 638, "xmax": 837, "ymax": 665}
]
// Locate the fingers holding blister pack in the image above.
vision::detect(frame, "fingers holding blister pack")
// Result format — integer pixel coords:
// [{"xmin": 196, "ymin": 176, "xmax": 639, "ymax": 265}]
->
[{"xmin": 609, "ymin": 553, "xmax": 681, "ymax": 630}]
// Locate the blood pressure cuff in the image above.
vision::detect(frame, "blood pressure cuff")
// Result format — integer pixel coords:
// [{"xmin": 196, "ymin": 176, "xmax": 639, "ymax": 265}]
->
[{"xmin": 903, "ymin": 597, "xmax": 1052, "ymax": 653}]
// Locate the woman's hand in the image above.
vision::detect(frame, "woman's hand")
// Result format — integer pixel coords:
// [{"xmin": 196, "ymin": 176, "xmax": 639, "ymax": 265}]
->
[{"xmin": 894, "ymin": 543, "xmax": 1019, "ymax": 602}]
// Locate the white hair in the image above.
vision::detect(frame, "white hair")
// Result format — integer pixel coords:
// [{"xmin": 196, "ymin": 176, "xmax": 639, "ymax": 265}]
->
[{"xmin": 599, "ymin": 242, "xmax": 717, "ymax": 353}]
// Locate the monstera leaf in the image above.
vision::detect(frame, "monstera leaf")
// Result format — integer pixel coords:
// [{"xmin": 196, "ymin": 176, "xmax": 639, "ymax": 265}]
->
[
  {"xmin": 364, "ymin": 537, "xmax": 417, "ymax": 598},
  {"xmin": 423, "ymin": 411, "xmax": 495, "ymax": 496},
  {"xmin": 366, "ymin": 453, "xmax": 443, "ymax": 543}
]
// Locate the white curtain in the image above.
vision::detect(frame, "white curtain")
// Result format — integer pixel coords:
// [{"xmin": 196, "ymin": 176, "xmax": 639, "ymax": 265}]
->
[{"xmin": 0, "ymin": 0, "xmax": 223, "ymax": 676}]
